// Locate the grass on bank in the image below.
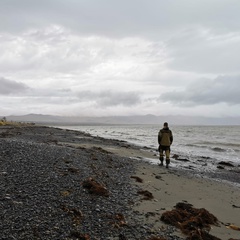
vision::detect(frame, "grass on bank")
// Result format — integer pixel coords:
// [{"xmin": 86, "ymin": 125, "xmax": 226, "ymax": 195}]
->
[{"xmin": 0, "ymin": 118, "xmax": 35, "ymax": 127}]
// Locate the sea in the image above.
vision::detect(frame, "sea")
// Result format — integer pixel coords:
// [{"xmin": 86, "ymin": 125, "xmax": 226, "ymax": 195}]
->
[{"xmin": 54, "ymin": 124, "xmax": 240, "ymax": 173}]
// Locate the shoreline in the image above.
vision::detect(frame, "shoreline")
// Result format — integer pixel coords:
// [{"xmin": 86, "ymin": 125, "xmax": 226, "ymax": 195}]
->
[
  {"xmin": 52, "ymin": 125, "xmax": 240, "ymax": 189},
  {"xmin": 1, "ymin": 125, "xmax": 240, "ymax": 239}
]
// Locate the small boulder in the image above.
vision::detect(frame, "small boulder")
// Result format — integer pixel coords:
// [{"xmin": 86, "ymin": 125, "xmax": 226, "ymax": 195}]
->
[{"xmin": 218, "ymin": 161, "xmax": 234, "ymax": 167}]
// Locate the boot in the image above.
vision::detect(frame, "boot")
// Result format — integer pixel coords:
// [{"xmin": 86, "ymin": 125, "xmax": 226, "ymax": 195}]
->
[
  {"xmin": 166, "ymin": 159, "xmax": 170, "ymax": 168},
  {"xmin": 159, "ymin": 157, "xmax": 164, "ymax": 166}
]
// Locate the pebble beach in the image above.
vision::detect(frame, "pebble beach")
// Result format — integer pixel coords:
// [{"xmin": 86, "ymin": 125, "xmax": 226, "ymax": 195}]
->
[{"xmin": 1, "ymin": 125, "xmax": 240, "ymax": 240}]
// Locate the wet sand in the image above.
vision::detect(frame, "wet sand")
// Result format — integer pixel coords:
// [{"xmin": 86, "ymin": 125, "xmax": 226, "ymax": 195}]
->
[{"xmin": 132, "ymin": 162, "xmax": 240, "ymax": 240}]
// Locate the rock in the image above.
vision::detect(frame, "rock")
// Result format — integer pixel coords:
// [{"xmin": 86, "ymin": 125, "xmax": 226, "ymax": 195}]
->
[
  {"xmin": 218, "ymin": 161, "xmax": 234, "ymax": 167},
  {"xmin": 177, "ymin": 158, "xmax": 189, "ymax": 162},
  {"xmin": 119, "ymin": 233, "xmax": 128, "ymax": 240},
  {"xmin": 67, "ymin": 167, "xmax": 80, "ymax": 173},
  {"xmin": 232, "ymin": 204, "xmax": 240, "ymax": 208},
  {"xmin": 172, "ymin": 154, "xmax": 179, "ymax": 159},
  {"xmin": 70, "ymin": 231, "xmax": 90, "ymax": 239}
]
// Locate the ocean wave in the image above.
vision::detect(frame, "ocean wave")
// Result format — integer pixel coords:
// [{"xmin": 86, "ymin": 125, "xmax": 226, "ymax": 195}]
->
[
  {"xmin": 127, "ymin": 137, "xmax": 139, "ymax": 141},
  {"xmin": 192, "ymin": 141, "xmax": 240, "ymax": 148},
  {"xmin": 185, "ymin": 144, "xmax": 206, "ymax": 148},
  {"xmin": 185, "ymin": 144, "xmax": 227, "ymax": 152},
  {"xmin": 137, "ymin": 134, "xmax": 148, "ymax": 137},
  {"xmin": 186, "ymin": 141, "xmax": 240, "ymax": 151},
  {"xmin": 211, "ymin": 147, "xmax": 226, "ymax": 152}
]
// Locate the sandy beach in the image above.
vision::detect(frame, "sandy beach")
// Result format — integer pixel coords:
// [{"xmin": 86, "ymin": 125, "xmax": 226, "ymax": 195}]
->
[
  {"xmin": 75, "ymin": 133, "xmax": 240, "ymax": 240},
  {"xmin": 132, "ymin": 162, "xmax": 240, "ymax": 240},
  {"xmin": 1, "ymin": 125, "xmax": 240, "ymax": 240}
]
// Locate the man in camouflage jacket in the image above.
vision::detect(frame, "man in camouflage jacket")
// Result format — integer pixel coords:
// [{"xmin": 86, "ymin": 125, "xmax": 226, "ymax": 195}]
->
[{"xmin": 158, "ymin": 122, "xmax": 173, "ymax": 168}]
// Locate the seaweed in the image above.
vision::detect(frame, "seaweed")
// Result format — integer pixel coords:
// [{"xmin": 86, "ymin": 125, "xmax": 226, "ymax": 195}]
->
[
  {"xmin": 161, "ymin": 202, "xmax": 220, "ymax": 240},
  {"xmin": 131, "ymin": 175, "xmax": 143, "ymax": 183},
  {"xmin": 137, "ymin": 190, "xmax": 153, "ymax": 200},
  {"xmin": 82, "ymin": 177, "xmax": 109, "ymax": 197}
]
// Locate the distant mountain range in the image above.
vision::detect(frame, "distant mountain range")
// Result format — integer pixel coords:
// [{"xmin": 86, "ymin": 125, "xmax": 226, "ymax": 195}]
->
[{"xmin": 2, "ymin": 114, "xmax": 240, "ymax": 125}]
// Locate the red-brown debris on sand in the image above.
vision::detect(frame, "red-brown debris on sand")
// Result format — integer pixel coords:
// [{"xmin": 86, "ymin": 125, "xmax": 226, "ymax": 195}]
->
[
  {"xmin": 137, "ymin": 190, "xmax": 154, "ymax": 200},
  {"xmin": 130, "ymin": 175, "xmax": 144, "ymax": 183},
  {"xmin": 82, "ymin": 177, "xmax": 109, "ymax": 197},
  {"xmin": 161, "ymin": 202, "xmax": 220, "ymax": 240}
]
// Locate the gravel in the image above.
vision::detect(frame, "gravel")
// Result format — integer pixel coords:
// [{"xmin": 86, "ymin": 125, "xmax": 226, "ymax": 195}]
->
[{"xmin": 0, "ymin": 126, "xmax": 183, "ymax": 240}]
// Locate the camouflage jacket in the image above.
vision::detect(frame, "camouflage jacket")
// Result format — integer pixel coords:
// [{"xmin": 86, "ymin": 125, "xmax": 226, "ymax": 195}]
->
[{"xmin": 158, "ymin": 128, "xmax": 173, "ymax": 146}]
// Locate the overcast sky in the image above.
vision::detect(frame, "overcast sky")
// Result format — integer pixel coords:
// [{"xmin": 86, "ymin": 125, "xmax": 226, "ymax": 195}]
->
[{"xmin": 1, "ymin": 0, "xmax": 240, "ymax": 117}]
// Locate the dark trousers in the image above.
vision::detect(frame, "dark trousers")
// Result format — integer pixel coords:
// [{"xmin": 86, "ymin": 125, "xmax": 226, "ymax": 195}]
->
[{"xmin": 159, "ymin": 145, "xmax": 170, "ymax": 164}]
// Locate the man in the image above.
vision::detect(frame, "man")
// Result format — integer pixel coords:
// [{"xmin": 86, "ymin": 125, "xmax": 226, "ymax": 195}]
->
[{"xmin": 158, "ymin": 122, "xmax": 173, "ymax": 168}]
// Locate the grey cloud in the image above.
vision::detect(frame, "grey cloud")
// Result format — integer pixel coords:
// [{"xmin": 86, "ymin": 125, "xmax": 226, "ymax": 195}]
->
[
  {"xmin": 0, "ymin": 26, "xmax": 130, "ymax": 75},
  {"xmin": 16, "ymin": 87, "xmax": 76, "ymax": 107},
  {"xmin": 167, "ymin": 28, "xmax": 240, "ymax": 74},
  {"xmin": 0, "ymin": 77, "xmax": 29, "ymax": 95},
  {"xmin": 0, "ymin": 29, "xmax": 94, "ymax": 74},
  {"xmin": 30, "ymin": 88, "xmax": 72, "ymax": 97},
  {"xmin": 1, "ymin": 0, "xmax": 240, "ymax": 39},
  {"xmin": 76, "ymin": 90, "xmax": 141, "ymax": 107},
  {"xmin": 0, "ymin": 76, "xmax": 72, "ymax": 99},
  {"xmin": 1, "ymin": 0, "xmax": 240, "ymax": 117},
  {"xmin": 1, "ymin": 1, "xmax": 240, "ymax": 76},
  {"xmin": 159, "ymin": 76, "xmax": 240, "ymax": 106}
]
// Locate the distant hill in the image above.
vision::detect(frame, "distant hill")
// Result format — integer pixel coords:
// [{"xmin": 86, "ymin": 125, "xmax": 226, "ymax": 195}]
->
[{"xmin": 1, "ymin": 114, "xmax": 240, "ymax": 125}]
